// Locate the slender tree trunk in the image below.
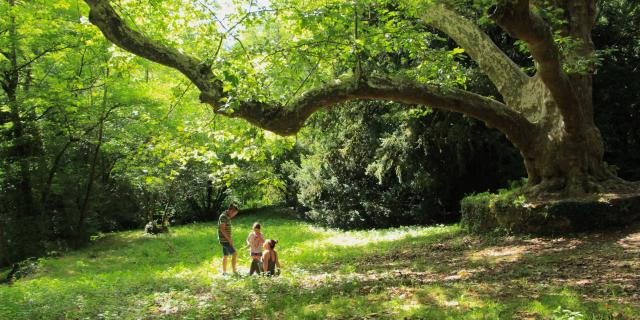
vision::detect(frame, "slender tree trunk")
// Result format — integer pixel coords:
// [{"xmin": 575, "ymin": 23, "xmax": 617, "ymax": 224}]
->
[
  {"xmin": 7, "ymin": 93, "xmax": 36, "ymax": 214},
  {"xmin": 41, "ymin": 139, "xmax": 75, "ymax": 208},
  {"xmin": 519, "ymin": 101, "xmax": 613, "ymax": 196},
  {"xmin": 75, "ymin": 120, "xmax": 103, "ymax": 241},
  {"xmin": 76, "ymin": 66, "xmax": 109, "ymax": 243},
  {"xmin": 0, "ymin": 217, "xmax": 8, "ymax": 267}
]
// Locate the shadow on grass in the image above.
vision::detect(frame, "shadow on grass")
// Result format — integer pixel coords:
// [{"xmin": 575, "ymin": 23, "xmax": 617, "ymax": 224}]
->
[
  {"xmin": 170, "ymin": 268, "xmax": 633, "ymax": 319},
  {"xmin": 321, "ymin": 223, "xmax": 640, "ymax": 319}
]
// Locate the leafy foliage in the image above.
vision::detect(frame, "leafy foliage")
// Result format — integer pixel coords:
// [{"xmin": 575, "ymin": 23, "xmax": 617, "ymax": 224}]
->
[
  {"xmin": 1, "ymin": 0, "xmax": 639, "ymax": 266},
  {"xmin": 593, "ymin": 0, "xmax": 640, "ymax": 181},
  {"xmin": 289, "ymin": 101, "xmax": 524, "ymax": 229}
]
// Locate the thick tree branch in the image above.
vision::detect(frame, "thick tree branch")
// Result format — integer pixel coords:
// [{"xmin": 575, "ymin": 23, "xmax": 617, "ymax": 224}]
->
[
  {"xmin": 84, "ymin": 0, "xmax": 536, "ymax": 150},
  {"xmin": 228, "ymin": 75, "xmax": 536, "ymax": 151},
  {"xmin": 84, "ymin": 0, "xmax": 223, "ymax": 103},
  {"xmin": 554, "ymin": 0, "xmax": 599, "ymax": 121},
  {"xmin": 491, "ymin": 0, "xmax": 581, "ymax": 133},
  {"xmin": 420, "ymin": 3, "xmax": 529, "ymax": 106}
]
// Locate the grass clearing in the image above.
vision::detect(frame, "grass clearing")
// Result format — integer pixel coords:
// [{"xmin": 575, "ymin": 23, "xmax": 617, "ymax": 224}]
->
[{"xmin": 1, "ymin": 207, "xmax": 639, "ymax": 319}]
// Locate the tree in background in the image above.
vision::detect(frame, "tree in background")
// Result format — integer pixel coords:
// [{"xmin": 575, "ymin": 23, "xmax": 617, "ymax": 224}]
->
[{"xmin": 3, "ymin": 0, "xmax": 640, "ymax": 266}]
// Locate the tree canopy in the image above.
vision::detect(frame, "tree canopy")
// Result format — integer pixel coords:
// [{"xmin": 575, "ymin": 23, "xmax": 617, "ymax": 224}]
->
[{"xmin": 82, "ymin": 0, "xmax": 639, "ymax": 197}]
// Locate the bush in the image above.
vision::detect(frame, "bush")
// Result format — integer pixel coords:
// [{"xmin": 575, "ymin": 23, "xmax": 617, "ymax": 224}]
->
[
  {"xmin": 290, "ymin": 101, "xmax": 525, "ymax": 229},
  {"xmin": 1, "ymin": 257, "xmax": 41, "ymax": 284}
]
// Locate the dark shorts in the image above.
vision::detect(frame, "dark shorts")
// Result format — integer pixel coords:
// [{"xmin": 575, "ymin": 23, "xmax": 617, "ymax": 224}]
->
[{"xmin": 221, "ymin": 243, "xmax": 236, "ymax": 256}]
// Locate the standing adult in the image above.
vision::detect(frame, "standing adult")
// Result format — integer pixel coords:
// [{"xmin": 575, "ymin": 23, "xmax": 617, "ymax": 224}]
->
[{"xmin": 218, "ymin": 204, "xmax": 239, "ymax": 274}]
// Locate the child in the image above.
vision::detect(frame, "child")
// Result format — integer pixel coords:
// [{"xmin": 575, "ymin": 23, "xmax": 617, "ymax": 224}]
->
[
  {"xmin": 262, "ymin": 239, "xmax": 281, "ymax": 276},
  {"xmin": 246, "ymin": 222, "xmax": 265, "ymax": 275}
]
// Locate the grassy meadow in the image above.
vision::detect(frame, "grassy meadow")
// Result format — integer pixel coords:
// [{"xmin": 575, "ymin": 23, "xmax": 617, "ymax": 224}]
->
[{"xmin": 1, "ymin": 207, "xmax": 639, "ymax": 319}]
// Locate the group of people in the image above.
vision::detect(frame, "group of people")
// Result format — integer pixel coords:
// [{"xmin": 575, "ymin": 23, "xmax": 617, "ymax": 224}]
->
[{"xmin": 217, "ymin": 204, "xmax": 281, "ymax": 276}]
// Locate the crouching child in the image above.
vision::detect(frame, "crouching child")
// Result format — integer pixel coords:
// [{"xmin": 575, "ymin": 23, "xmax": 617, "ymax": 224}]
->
[{"xmin": 262, "ymin": 239, "xmax": 281, "ymax": 276}]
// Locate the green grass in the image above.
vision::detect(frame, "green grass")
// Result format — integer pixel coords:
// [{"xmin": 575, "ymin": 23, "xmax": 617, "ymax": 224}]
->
[{"xmin": 1, "ymin": 207, "xmax": 638, "ymax": 319}]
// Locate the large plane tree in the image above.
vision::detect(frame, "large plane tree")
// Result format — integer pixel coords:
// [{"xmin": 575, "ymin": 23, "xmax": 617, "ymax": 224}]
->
[{"xmin": 82, "ymin": 0, "xmax": 638, "ymax": 201}]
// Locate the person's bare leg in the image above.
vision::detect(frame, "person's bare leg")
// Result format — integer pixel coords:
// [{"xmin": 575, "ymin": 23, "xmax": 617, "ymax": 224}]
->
[
  {"xmin": 232, "ymin": 252, "xmax": 238, "ymax": 273},
  {"xmin": 222, "ymin": 256, "xmax": 228, "ymax": 273}
]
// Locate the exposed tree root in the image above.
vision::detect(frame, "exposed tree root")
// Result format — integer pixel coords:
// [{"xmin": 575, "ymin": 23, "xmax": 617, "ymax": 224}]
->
[{"xmin": 523, "ymin": 176, "xmax": 640, "ymax": 203}]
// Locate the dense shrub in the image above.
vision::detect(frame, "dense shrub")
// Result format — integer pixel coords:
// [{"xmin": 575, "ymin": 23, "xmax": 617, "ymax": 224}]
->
[
  {"xmin": 290, "ymin": 101, "xmax": 525, "ymax": 229},
  {"xmin": 593, "ymin": 2, "xmax": 640, "ymax": 181},
  {"xmin": 460, "ymin": 180, "xmax": 527, "ymax": 233}
]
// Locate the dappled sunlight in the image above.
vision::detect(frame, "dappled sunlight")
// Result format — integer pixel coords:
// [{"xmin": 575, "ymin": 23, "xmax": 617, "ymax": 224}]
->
[
  {"xmin": 468, "ymin": 245, "xmax": 530, "ymax": 263},
  {"xmin": 277, "ymin": 224, "xmax": 458, "ymax": 272},
  {"xmin": 466, "ymin": 237, "xmax": 583, "ymax": 265},
  {"xmin": 382, "ymin": 290, "xmax": 421, "ymax": 315},
  {"xmin": 319, "ymin": 229, "xmax": 427, "ymax": 247},
  {"xmin": 303, "ymin": 225, "xmax": 452, "ymax": 249},
  {"xmin": 156, "ymin": 263, "xmax": 201, "ymax": 281},
  {"xmin": 618, "ymin": 231, "xmax": 640, "ymax": 253},
  {"xmin": 149, "ymin": 290, "xmax": 192, "ymax": 316}
]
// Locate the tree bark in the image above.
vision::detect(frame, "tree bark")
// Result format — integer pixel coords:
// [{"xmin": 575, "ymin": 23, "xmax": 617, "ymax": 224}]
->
[
  {"xmin": 75, "ymin": 118, "xmax": 103, "ymax": 243},
  {"xmin": 0, "ymin": 217, "xmax": 8, "ymax": 267},
  {"xmin": 486, "ymin": 0, "xmax": 625, "ymax": 196},
  {"xmin": 419, "ymin": 3, "xmax": 529, "ymax": 107}
]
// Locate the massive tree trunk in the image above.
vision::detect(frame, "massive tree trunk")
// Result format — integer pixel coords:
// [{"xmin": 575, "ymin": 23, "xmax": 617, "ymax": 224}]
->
[
  {"xmin": 489, "ymin": 0, "xmax": 623, "ymax": 196},
  {"xmin": 416, "ymin": 1, "xmax": 618, "ymax": 197},
  {"xmin": 81, "ymin": 0, "xmax": 637, "ymax": 199},
  {"xmin": 512, "ymin": 79, "xmax": 612, "ymax": 196}
]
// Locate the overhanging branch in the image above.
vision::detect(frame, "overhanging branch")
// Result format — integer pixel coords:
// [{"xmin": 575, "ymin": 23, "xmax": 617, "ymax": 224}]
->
[
  {"xmin": 84, "ymin": 0, "xmax": 223, "ymax": 103},
  {"xmin": 84, "ymin": 0, "xmax": 536, "ymax": 149},
  {"xmin": 228, "ymin": 75, "xmax": 536, "ymax": 151}
]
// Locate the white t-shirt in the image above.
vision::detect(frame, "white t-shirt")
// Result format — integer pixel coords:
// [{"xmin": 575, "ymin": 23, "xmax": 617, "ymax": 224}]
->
[{"xmin": 246, "ymin": 231, "xmax": 265, "ymax": 253}]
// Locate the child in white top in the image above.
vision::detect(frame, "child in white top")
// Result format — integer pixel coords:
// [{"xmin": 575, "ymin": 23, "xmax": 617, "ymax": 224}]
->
[{"xmin": 246, "ymin": 222, "xmax": 265, "ymax": 275}]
